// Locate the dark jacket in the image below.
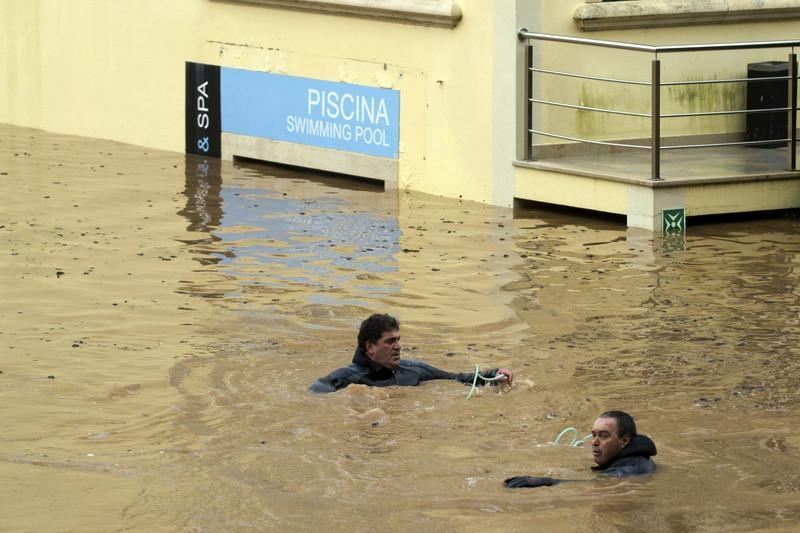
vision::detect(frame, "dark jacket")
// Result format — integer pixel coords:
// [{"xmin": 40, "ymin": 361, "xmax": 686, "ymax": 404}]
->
[
  {"xmin": 309, "ymin": 347, "xmax": 502, "ymax": 393},
  {"xmin": 592, "ymin": 434, "xmax": 657, "ymax": 477}
]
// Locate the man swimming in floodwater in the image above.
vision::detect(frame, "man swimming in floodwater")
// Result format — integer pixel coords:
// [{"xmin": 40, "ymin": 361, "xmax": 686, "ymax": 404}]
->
[
  {"xmin": 504, "ymin": 410, "xmax": 656, "ymax": 488},
  {"xmin": 309, "ymin": 313, "xmax": 513, "ymax": 393}
]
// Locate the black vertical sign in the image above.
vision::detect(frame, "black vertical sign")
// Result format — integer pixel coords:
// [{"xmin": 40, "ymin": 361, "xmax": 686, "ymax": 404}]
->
[{"xmin": 185, "ymin": 62, "xmax": 221, "ymax": 158}]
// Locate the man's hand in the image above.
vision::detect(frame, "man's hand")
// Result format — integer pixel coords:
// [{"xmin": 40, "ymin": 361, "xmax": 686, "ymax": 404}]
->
[
  {"xmin": 496, "ymin": 368, "xmax": 513, "ymax": 385},
  {"xmin": 504, "ymin": 476, "xmax": 557, "ymax": 488}
]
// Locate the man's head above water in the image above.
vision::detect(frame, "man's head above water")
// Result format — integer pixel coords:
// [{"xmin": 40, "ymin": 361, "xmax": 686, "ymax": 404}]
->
[
  {"xmin": 358, "ymin": 313, "xmax": 402, "ymax": 370},
  {"xmin": 591, "ymin": 410, "xmax": 637, "ymax": 468}
]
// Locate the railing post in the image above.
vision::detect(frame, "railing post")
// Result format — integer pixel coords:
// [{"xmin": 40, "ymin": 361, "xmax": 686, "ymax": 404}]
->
[
  {"xmin": 525, "ymin": 42, "xmax": 533, "ymax": 160},
  {"xmin": 651, "ymin": 58, "xmax": 662, "ymax": 180},
  {"xmin": 789, "ymin": 51, "xmax": 797, "ymax": 171},
  {"xmin": 516, "ymin": 31, "xmax": 533, "ymax": 162}
]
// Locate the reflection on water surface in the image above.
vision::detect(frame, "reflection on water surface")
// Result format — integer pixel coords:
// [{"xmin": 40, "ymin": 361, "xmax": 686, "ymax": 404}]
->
[{"xmin": 2, "ymin": 124, "xmax": 800, "ymax": 532}]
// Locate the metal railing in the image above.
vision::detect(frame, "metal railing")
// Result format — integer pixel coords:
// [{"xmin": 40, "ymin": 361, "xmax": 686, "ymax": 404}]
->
[{"xmin": 518, "ymin": 30, "xmax": 799, "ymax": 180}]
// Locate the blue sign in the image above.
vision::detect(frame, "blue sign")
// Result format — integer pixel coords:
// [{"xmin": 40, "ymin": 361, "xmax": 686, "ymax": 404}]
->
[{"xmin": 221, "ymin": 68, "xmax": 399, "ymax": 159}]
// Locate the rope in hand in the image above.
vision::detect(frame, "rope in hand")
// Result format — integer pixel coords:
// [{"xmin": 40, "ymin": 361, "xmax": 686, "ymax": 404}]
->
[
  {"xmin": 553, "ymin": 427, "xmax": 592, "ymax": 447},
  {"xmin": 465, "ymin": 364, "xmax": 508, "ymax": 399}
]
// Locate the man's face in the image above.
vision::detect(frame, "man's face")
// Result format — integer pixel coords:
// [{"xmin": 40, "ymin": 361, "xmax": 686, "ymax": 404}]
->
[
  {"xmin": 365, "ymin": 329, "xmax": 401, "ymax": 370},
  {"xmin": 591, "ymin": 417, "xmax": 630, "ymax": 467}
]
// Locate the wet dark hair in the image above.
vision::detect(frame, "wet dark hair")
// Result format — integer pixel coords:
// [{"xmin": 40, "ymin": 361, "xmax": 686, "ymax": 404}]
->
[
  {"xmin": 358, "ymin": 314, "xmax": 399, "ymax": 350},
  {"xmin": 599, "ymin": 410, "xmax": 637, "ymax": 438}
]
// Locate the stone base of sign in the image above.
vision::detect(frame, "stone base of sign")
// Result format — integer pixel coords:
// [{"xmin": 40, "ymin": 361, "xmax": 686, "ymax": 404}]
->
[{"xmin": 221, "ymin": 132, "xmax": 398, "ymax": 188}]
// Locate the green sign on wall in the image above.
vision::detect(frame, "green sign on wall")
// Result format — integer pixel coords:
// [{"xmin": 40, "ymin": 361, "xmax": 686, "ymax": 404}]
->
[{"xmin": 663, "ymin": 208, "xmax": 686, "ymax": 234}]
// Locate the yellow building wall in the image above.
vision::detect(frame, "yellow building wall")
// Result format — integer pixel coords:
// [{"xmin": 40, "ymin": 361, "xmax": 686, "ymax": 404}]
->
[{"xmin": 0, "ymin": 0, "xmax": 510, "ymax": 204}]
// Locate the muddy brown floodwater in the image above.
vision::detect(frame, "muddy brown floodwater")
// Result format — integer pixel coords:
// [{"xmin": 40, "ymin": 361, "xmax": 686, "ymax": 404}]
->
[{"xmin": 2, "ymin": 123, "xmax": 800, "ymax": 532}]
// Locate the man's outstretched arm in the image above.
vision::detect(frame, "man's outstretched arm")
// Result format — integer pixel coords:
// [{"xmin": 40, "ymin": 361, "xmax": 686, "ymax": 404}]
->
[
  {"xmin": 505, "ymin": 467, "xmax": 654, "ymax": 487},
  {"xmin": 504, "ymin": 476, "xmax": 561, "ymax": 488},
  {"xmin": 308, "ymin": 365, "xmax": 361, "ymax": 393},
  {"xmin": 402, "ymin": 360, "xmax": 513, "ymax": 385},
  {"xmin": 504, "ymin": 476, "xmax": 587, "ymax": 488},
  {"xmin": 308, "ymin": 377, "xmax": 338, "ymax": 394}
]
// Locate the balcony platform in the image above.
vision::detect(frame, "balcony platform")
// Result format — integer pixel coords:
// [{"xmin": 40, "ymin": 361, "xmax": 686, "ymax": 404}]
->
[{"xmin": 514, "ymin": 143, "xmax": 800, "ymax": 232}]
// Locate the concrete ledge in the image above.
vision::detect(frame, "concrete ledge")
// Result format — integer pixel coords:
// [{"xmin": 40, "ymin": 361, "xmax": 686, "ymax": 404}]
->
[
  {"xmin": 514, "ymin": 164, "xmax": 629, "ymax": 215},
  {"xmin": 222, "ymin": 133, "xmax": 398, "ymax": 186},
  {"xmin": 219, "ymin": 0, "xmax": 463, "ymax": 28},
  {"xmin": 514, "ymin": 159, "xmax": 800, "ymax": 187},
  {"xmin": 574, "ymin": 0, "xmax": 800, "ymax": 31},
  {"xmin": 514, "ymin": 161, "xmax": 800, "ymax": 232}
]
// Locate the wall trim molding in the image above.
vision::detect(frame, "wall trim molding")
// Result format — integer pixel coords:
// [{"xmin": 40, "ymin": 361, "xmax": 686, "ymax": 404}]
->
[
  {"xmin": 574, "ymin": 0, "xmax": 800, "ymax": 31},
  {"xmin": 219, "ymin": 0, "xmax": 462, "ymax": 28}
]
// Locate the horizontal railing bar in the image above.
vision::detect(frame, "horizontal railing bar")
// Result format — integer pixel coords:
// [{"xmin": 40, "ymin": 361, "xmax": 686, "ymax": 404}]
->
[
  {"xmin": 531, "ymin": 98, "xmax": 650, "ymax": 117},
  {"xmin": 663, "ymin": 107, "xmax": 791, "ymax": 118},
  {"xmin": 662, "ymin": 139, "xmax": 792, "ymax": 150},
  {"xmin": 656, "ymin": 41, "xmax": 800, "ymax": 53},
  {"xmin": 518, "ymin": 29, "xmax": 800, "ymax": 54},
  {"xmin": 532, "ymin": 70, "xmax": 793, "ymax": 88},
  {"xmin": 530, "ymin": 129, "xmax": 651, "ymax": 150},
  {"xmin": 531, "ymin": 67, "xmax": 651, "ymax": 86},
  {"xmin": 529, "ymin": 102, "xmax": 790, "ymax": 119},
  {"xmin": 663, "ymin": 75, "xmax": 792, "ymax": 86},
  {"xmin": 519, "ymin": 30, "xmax": 655, "ymax": 52}
]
